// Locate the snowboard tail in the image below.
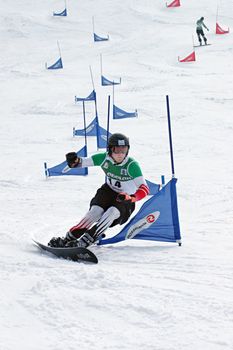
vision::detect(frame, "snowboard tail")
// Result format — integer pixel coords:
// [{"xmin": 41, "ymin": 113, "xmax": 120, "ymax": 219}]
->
[{"xmin": 33, "ymin": 240, "xmax": 98, "ymax": 264}]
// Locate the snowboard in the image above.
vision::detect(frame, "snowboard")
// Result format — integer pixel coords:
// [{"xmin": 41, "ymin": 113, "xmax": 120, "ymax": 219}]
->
[
  {"xmin": 33, "ymin": 240, "xmax": 98, "ymax": 264},
  {"xmin": 193, "ymin": 44, "xmax": 212, "ymax": 47}
]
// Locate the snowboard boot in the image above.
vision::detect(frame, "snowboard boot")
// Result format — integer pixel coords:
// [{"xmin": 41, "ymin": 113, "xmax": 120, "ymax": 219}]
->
[
  {"xmin": 66, "ymin": 228, "xmax": 87, "ymax": 240},
  {"xmin": 48, "ymin": 236, "xmax": 68, "ymax": 248},
  {"xmin": 65, "ymin": 225, "xmax": 98, "ymax": 248},
  {"xmin": 48, "ymin": 228, "xmax": 87, "ymax": 247},
  {"xmin": 65, "ymin": 232, "xmax": 95, "ymax": 248}
]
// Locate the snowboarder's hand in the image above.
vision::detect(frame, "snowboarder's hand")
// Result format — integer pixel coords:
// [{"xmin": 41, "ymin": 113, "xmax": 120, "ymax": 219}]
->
[
  {"xmin": 116, "ymin": 192, "xmax": 136, "ymax": 203},
  {"xmin": 207, "ymin": 28, "xmax": 209, "ymax": 31},
  {"xmin": 66, "ymin": 152, "xmax": 80, "ymax": 168}
]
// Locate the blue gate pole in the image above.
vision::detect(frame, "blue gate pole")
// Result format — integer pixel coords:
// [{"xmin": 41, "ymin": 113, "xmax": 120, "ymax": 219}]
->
[
  {"xmin": 93, "ymin": 91, "xmax": 100, "ymax": 150},
  {"xmin": 82, "ymin": 101, "xmax": 87, "ymax": 151},
  {"xmin": 166, "ymin": 95, "xmax": 175, "ymax": 178},
  {"xmin": 106, "ymin": 95, "xmax": 111, "ymax": 148}
]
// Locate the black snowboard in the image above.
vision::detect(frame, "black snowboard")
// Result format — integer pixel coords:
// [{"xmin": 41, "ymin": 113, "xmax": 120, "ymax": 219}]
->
[
  {"xmin": 33, "ymin": 240, "xmax": 98, "ymax": 264},
  {"xmin": 193, "ymin": 44, "xmax": 212, "ymax": 47}
]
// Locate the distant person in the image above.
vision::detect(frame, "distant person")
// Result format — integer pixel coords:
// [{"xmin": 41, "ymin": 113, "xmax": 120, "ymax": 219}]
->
[{"xmin": 196, "ymin": 17, "xmax": 209, "ymax": 45}]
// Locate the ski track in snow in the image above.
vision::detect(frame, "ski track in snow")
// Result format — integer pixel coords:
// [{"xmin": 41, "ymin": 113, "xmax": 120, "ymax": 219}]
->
[{"xmin": 0, "ymin": 0, "xmax": 233, "ymax": 349}]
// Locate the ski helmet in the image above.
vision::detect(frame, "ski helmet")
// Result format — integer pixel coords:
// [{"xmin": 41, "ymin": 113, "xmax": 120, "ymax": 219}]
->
[{"xmin": 107, "ymin": 133, "xmax": 130, "ymax": 155}]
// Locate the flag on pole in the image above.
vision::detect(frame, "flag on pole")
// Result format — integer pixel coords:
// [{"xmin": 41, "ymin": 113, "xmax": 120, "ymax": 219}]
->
[
  {"xmin": 46, "ymin": 57, "xmax": 63, "ymax": 69},
  {"xmin": 216, "ymin": 23, "xmax": 229, "ymax": 34},
  {"xmin": 75, "ymin": 90, "xmax": 96, "ymax": 103},
  {"xmin": 101, "ymin": 76, "xmax": 121, "ymax": 86},
  {"xmin": 145, "ymin": 179, "xmax": 160, "ymax": 195},
  {"xmin": 53, "ymin": 8, "xmax": 67, "ymax": 16},
  {"xmin": 99, "ymin": 178, "xmax": 181, "ymax": 245},
  {"xmin": 113, "ymin": 104, "xmax": 138, "ymax": 119},
  {"xmin": 94, "ymin": 33, "xmax": 109, "ymax": 42},
  {"xmin": 166, "ymin": 0, "xmax": 180, "ymax": 8},
  {"xmin": 73, "ymin": 117, "xmax": 98, "ymax": 137},
  {"xmin": 178, "ymin": 51, "xmax": 196, "ymax": 62},
  {"xmin": 97, "ymin": 126, "xmax": 111, "ymax": 149},
  {"xmin": 92, "ymin": 17, "xmax": 109, "ymax": 42}
]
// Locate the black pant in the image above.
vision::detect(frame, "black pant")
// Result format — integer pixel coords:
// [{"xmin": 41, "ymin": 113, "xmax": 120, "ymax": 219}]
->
[
  {"xmin": 90, "ymin": 184, "xmax": 135, "ymax": 227},
  {"xmin": 196, "ymin": 28, "xmax": 207, "ymax": 44}
]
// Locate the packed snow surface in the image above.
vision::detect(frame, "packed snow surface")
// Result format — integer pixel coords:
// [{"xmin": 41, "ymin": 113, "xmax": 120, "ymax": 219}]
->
[{"xmin": 0, "ymin": 1, "xmax": 233, "ymax": 349}]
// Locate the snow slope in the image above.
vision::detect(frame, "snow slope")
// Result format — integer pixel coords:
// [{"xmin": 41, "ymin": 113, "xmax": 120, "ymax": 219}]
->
[{"xmin": 0, "ymin": 1, "xmax": 233, "ymax": 349}]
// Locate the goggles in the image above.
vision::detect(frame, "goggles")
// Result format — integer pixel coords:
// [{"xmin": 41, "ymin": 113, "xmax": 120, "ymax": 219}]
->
[{"xmin": 111, "ymin": 146, "xmax": 129, "ymax": 154}]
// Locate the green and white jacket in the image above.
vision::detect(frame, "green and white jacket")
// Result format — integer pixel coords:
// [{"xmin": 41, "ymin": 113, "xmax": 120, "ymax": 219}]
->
[{"xmin": 80, "ymin": 152, "xmax": 147, "ymax": 195}]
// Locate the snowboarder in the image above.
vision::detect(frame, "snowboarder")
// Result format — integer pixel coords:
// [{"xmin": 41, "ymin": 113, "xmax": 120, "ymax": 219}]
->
[
  {"xmin": 48, "ymin": 133, "xmax": 150, "ymax": 248},
  {"xmin": 196, "ymin": 17, "xmax": 209, "ymax": 45}
]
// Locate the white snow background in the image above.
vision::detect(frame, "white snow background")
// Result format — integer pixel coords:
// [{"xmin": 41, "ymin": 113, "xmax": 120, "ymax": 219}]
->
[{"xmin": 0, "ymin": 0, "xmax": 233, "ymax": 349}]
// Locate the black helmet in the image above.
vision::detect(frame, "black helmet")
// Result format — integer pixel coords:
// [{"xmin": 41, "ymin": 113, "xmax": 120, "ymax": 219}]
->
[{"xmin": 107, "ymin": 133, "xmax": 130, "ymax": 155}]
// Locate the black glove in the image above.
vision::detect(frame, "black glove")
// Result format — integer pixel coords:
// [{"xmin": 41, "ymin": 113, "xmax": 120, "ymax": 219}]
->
[
  {"xmin": 66, "ymin": 152, "xmax": 80, "ymax": 168},
  {"xmin": 116, "ymin": 192, "xmax": 136, "ymax": 203}
]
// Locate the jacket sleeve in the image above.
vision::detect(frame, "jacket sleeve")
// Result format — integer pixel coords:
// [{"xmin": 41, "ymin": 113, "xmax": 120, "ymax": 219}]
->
[
  {"xmin": 80, "ymin": 153, "xmax": 106, "ymax": 167},
  {"xmin": 128, "ymin": 161, "xmax": 150, "ymax": 201},
  {"xmin": 203, "ymin": 22, "xmax": 208, "ymax": 30},
  {"xmin": 132, "ymin": 183, "xmax": 150, "ymax": 201}
]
